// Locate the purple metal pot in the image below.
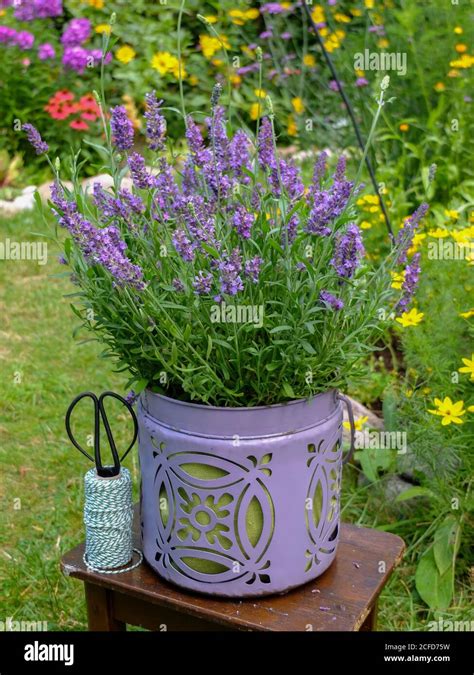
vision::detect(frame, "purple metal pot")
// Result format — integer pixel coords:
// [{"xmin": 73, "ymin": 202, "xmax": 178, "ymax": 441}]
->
[{"xmin": 137, "ymin": 389, "xmax": 355, "ymax": 597}]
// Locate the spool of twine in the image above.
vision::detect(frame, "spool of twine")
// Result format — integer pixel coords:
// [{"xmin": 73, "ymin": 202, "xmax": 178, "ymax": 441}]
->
[{"xmin": 83, "ymin": 467, "xmax": 142, "ymax": 573}]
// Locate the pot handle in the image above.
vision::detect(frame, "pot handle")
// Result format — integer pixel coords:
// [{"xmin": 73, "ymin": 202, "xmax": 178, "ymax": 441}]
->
[{"xmin": 337, "ymin": 393, "xmax": 356, "ymax": 465}]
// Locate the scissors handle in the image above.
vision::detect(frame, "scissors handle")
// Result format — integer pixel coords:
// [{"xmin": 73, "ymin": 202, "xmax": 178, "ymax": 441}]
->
[{"xmin": 65, "ymin": 391, "xmax": 138, "ymax": 477}]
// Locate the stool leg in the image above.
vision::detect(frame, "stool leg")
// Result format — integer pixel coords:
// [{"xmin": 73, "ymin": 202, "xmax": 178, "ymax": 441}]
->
[
  {"xmin": 360, "ymin": 601, "xmax": 378, "ymax": 631},
  {"xmin": 84, "ymin": 583, "xmax": 126, "ymax": 631}
]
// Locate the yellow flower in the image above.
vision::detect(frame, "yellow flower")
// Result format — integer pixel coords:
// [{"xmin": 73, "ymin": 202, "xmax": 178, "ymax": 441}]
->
[
  {"xmin": 428, "ymin": 227, "xmax": 449, "ymax": 238},
  {"xmin": 428, "ymin": 397, "xmax": 466, "ymax": 425},
  {"xmin": 396, "ymin": 308, "xmax": 424, "ymax": 327},
  {"xmin": 229, "ymin": 9, "xmax": 246, "ymax": 25},
  {"xmin": 405, "ymin": 389, "xmax": 413, "ymax": 398},
  {"xmin": 454, "ymin": 26, "xmax": 463, "ymax": 35},
  {"xmin": 199, "ymin": 34, "xmax": 230, "ymax": 59},
  {"xmin": 343, "ymin": 415, "xmax": 368, "ymax": 432},
  {"xmin": 151, "ymin": 52, "xmax": 185, "ymax": 79},
  {"xmin": 212, "ymin": 59, "xmax": 224, "ymax": 67},
  {"xmin": 230, "ymin": 73, "xmax": 241, "ymax": 86},
  {"xmin": 334, "ymin": 12, "xmax": 351, "ymax": 23},
  {"xmin": 378, "ymin": 38, "xmax": 390, "ymax": 49},
  {"xmin": 116, "ymin": 45, "xmax": 136, "ymax": 64},
  {"xmin": 407, "ymin": 232, "xmax": 426, "ymax": 256},
  {"xmin": 448, "ymin": 69, "xmax": 460, "ymax": 78},
  {"xmin": 390, "ymin": 270, "xmax": 406, "ymax": 290},
  {"xmin": 360, "ymin": 220, "xmax": 372, "ymax": 230},
  {"xmin": 254, "ymin": 88, "xmax": 267, "ymax": 99},
  {"xmin": 203, "ymin": 15, "xmax": 218, "ymax": 24},
  {"xmin": 364, "ymin": 0, "xmax": 374, "ymax": 8},
  {"xmin": 354, "ymin": 68, "xmax": 365, "ymax": 77},
  {"xmin": 351, "ymin": 8, "xmax": 363, "ymax": 16},
  {"xmin": 250, "ymin": 102, "xmax": 262, "ymax": 121},
  {"xmin": 95, "ymin": 23, "xmax": 111, "ymax": 35},
  {"xmin": 151, "ymin": 51, "xmax": 174, "ymax": 75},
  {"xmin": 459, "ymin": 308, "xmax": 474, "ymax": 319},
  {"xmin": 399, "ymin": 123, "xmax": 409, "ymax": 132},
  {"xmin": 459, "ymin": 354, "xmax": 474, "ymax": 381},
  {"xmin": 444, "ymin": 209, "xmax": 459, "ymax": 220},
  {"xmin": 303, "ymin": 54, "xmax": 316, "ymax": 68},
  {"xmin": 291, "ymin": 97, "xmax": 305, "ymax": 114},
  {"xmin": 86, "ymin": 0, "xmax": 104, "ymax": 8},
  {"xmin": 189, "ymin": 75, "xmax": 199, "ymax": 86},
  {"xmin": 450, "ymin": 54, "xmax": 474, "ymax": 69},
  {"xmin": 311, "ymin": 6, "xmax": 326, "ymax": 24},
  {"xmin": 287, "ymin": 114, "xmax": 297, "ymax": 137},
  {"xmin": 245, "ymin": 9, "xmax": 260, "ymax": 20},
  {"xmin": 455, "ymin": 43, "xmax": 467, "ymax": 53},
  {"xmin": 422, "ymin": 387, "xmax": 431, "ymax": 395},
  {"xmin": 434, "ymin": 82, "xmax": 446, "ymax": 92}
]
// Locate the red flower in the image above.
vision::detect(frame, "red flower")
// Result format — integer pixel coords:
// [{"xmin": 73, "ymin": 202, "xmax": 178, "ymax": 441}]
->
[{"xmin": 70, "ymin": 119, "xmax": 89, "ymax": 131}]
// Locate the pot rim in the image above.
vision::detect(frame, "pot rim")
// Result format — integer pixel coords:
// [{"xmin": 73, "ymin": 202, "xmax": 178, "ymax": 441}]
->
[{"xmin": 141, "ymin": 387, "xmax": 338, "ymax": 412}]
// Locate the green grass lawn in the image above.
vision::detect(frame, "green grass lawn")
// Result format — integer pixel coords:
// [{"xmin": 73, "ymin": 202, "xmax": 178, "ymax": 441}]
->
[{"xmin": 0, "ymin": 210, "xmax": 471, "ymax": 631}]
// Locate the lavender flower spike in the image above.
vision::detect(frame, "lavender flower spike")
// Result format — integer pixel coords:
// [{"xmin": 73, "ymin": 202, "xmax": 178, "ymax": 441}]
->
[
  {"xmin": 320, "ymin": 290, "xmax": 344, "ymax": 311},
  {"xmin": 128, "ymin": 152, "xmax": 155, "ymax": 189},
  {"xmin": 23, "ymin": 123, "xmax": 48, "ymax": 155},
  {"xmin": 110, "ymin": 106, "xmax": 134, "ymax": 151},
  {"xmin": 397, "ymin": 252, "xmax": 421, "ymax": 314},
  {"xmin": 193, "ymin": 271, "xmax": 213, "ymax": 295},
  {"xmin": 331, "ymin": 223, "xmax": 365, "ymax": 279},
  {"xmin": 144, "ymin": 91, "xmax": 166, "ymax": 151},
  {"xmin": 395, "ymin": 203, "xmax": 429, "ymax": 264}
]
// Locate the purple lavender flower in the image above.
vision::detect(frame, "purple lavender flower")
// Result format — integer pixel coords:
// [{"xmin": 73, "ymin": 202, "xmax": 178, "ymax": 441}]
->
[
  {"xmin": 329, "ymin": 80, "xmax": 341, "ymax": 92},
  {"xmin": 281, "ymin": 32, "xmax": 292, "ymax": 40},
  {"xmin": 229, "ymin": 129, "xmax": 252, "ymax": 182},
  {"xmin": 283, "ymin": 214, "xmax": 299, "ymax": 245},
  {"xmin": 14, "ymin": 0, "xmax": 63, "ymax": 21},
  {"xmin": 172, "ymin": 277, "xmax": 185, "ymax": 292},
  {"xmin": 216, "ymin": 248, "xmax": 244, "ymax": 296},
  {"xmin": 397, "ymin": 253, "xmax": 421, "ymax": 314},
  {"xmin": 355, "ymin": 77, "xmax": 369, "ymax": 87},
  {"xmin": 110, "ymin": 106, "xmax": 134, "ymax": 151},
  {"xmin": 244, "ymin": 256, "xmax": 263, "ymax": 283},
  {"xmin": 233, "ymin": 205, "xmax": 254, "ymax": 239},
  {"xmin": 58, "ymin": 254, "xmax": 67, "ymax": 265},
  {"xmin": 125, "ymin": 390, "xmax": 138, "ymax": 405},
  {"xmin": 193, "ymin": 271, "xmax": 213, "ymax": 295},
  {"xmin": 23, "ymin": 123, "xmax": 48, "ymax": 155},
  {"xmin": 172, "ymin": 227, "xmax": 195, "ymax": 262},
  {"xmin": 261, "ymin": 2, "xmax": 285, "ymax": 13},
  {"xmin": 50, "ymin": 182, "xmax": 145, "ymax": 290},
  {"xmin": 153, "ymin": 159, "xmax": 180, "ymax": 217},
  {"xmin": 89, "ymin": 49, "xmax": 112, "ymax": 66},
  {"xmin": 394, "ymin": 203, "xmax": 429, "ymax": 264},
  {"xmin": 258, "ymin": 117, "xmax": 277, "ymax": 170},
  {"xmin": 38, "ymin": 42, "xmax": 55, "ymax": 60},
  {"xmin": 330, "ymin": 223, "xmax": 365, "ymax": 279},
  {"xmin": 128, "ymin": 153, "xmax": 155, "ymax": 189},
  {"xmin": 144, "ymin": 91, "xmax": 166, "ymax": 151},
  {"xmin": 320, "ymin": 290, "xmax": 344, "ymax": 311},
  {"xmin": 279, "ymin": 159, "xmax": 304, "ymax": 200},
  {"xmin": 312, "ymin": 151, "xmax": 328, "ymax": 186},
  {"xmin": 181, "ymin": 195, "xmax": 216, "ymax": 247},
  {"xmin": 306, "ymin": 155, "xmax": 353, "ymax": 236},
  {"xmin": 186, "ymin": 116, "xmax": 212, "ymax": 167},
  {"xmin": 62, "ymin": 46, "xmax": 89, "ymax": 73},
  {"xmin": 92, "ymin": 183, "xmax": 144, "ymax": 230},
  {"xmin": 260, "ymin": 30, "xmax": 273, "ymax": 40},
  {"xmin": 0, "ymin": 27, "xmax": 17, "ymax": 45},
  {"xmin": 15, "ymin": 31, "xmax": 34, "ymax": 50},
  {"xmin": 61, "ymin": 18, "xmax": 91, "ymax": 48},
  {"xmin": 236, "ymin": 63, "xmax": 260, "ymax": 76}
]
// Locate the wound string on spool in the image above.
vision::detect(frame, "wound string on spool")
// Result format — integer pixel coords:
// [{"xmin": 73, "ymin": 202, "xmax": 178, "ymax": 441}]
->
[{"xmin": 83, "ymin": 467, "xmax": 142, "ymax": 574}]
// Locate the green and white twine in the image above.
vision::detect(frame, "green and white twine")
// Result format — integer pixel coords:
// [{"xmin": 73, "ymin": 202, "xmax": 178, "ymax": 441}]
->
[{"xmin": 83, "ymin": 467, "xmax": 142, "ymax": 574}]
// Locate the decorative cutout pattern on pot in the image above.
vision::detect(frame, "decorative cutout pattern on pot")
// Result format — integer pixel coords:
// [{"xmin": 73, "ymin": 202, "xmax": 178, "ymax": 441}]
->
[{"xmin": 137, "ymin": 390, "xmax": 347, "ymax": 597}]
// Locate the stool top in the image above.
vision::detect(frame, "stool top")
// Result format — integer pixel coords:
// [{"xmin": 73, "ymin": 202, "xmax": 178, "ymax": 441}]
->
[{"xmin": 61, "ymin": 511, "xmax": 404, "ymax": 632}]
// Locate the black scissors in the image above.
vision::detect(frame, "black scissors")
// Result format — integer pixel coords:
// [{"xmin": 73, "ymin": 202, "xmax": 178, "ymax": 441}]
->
[{"xmin": 65, "ymin": 391, "xmax": 138, "ymax": 478}]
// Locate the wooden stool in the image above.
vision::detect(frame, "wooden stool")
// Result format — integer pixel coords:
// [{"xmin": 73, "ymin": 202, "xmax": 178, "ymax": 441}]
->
[{"xmin": 61, "ymin": 512, "xmax": 404, "ymax": 632}]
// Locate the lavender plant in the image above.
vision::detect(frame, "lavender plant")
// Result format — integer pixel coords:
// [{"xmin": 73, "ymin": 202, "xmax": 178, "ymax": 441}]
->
[{"xmin": 26, "ymin": 84, "xmax": 427, "ymax": 406}]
